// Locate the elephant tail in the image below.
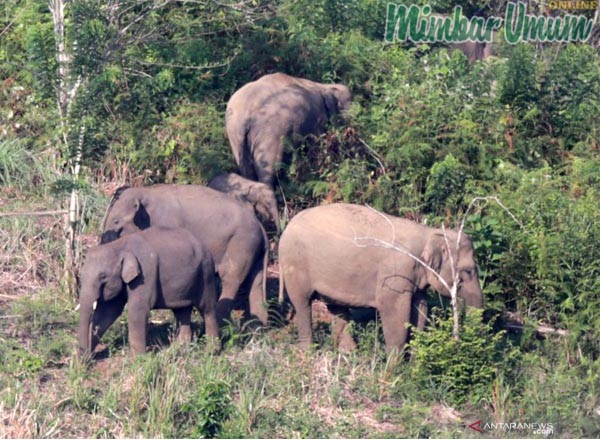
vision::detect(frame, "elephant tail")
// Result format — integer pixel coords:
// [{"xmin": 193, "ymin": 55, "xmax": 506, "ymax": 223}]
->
[
  {"xmin": 238, "ymin": 126, "xmax": 256, "ymax": 181},
  {"xmin": 226, "ymin": 107, "xmax": 255, "ymax": 180},
  {"xmin": 278, "ymin": 260, "xmax": 285, "ymax": 305}
]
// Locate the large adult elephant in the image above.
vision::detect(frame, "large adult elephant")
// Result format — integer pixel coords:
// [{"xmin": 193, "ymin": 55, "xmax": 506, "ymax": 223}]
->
[
  {"xmin": 226, "ymin": 73, "xmax": 352, "ymax": 185},
  {"xmin": 278, "ymin": 203, "xmax": 483, "ymax": 354},
  {"xmin": 101, "ymin": 185, "xmax": 269, "ymax": 326}
]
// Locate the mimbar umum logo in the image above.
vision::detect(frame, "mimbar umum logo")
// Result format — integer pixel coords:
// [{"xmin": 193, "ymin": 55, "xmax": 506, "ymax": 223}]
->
[
  {"xmin": 385, "ymin": 1, "xmax": 595, "ymax": 44},
  {"xmin": 549, "ymin": 0, "xmax": 598, "ymax": 9}
]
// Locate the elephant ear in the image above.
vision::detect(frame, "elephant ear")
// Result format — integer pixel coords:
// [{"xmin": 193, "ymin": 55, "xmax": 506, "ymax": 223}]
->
[
  {"xmin": 422, "ymin": 234, "xmax": 447, "ymax": 272},
  {"xmin": 322, "ymin": 90, "xmax": 339, "ymax": 118},
  {"xmin": 132, "ymin": 198, "xmax": 151, "ymax": 229},
  {"xmin": 121, "ymin": 251, "xmax": 140, "ymax": 284}
]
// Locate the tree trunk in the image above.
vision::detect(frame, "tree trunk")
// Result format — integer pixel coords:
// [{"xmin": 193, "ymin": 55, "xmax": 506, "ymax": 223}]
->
[{"xmin": 50, "ymin": 0, "xmax": 82, "ymax": 299}]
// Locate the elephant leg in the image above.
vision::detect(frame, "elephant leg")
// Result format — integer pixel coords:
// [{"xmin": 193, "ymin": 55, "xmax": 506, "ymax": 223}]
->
[
  {"xmin": 377, "ymin": 289, "xmax": 413, "ymax": 356},
  {"xmin": 202, "ymin": 307, "xmax": 220, "ymax": 341},
  {"xmin": 327, "ymin": 304, "xmax": 356, "ymax": 352},
  {"xmin": 173, "ymin": 307, "xmax": 193, "ymax": 344},
  {"xmin": 197, "ymin": 268, "xmax": 220, "ymax": 342},
  {"xmin": 199, "ymin": 304, "xmax": 220, "ymax": 353},
  {"xmin": 215, "ymin": 272, "xmax": 245, "ymax": 327},
  {"xmin": 294, "ymin": 296, "xmax": 313, "ymax": 350},
  {"xmin": 216, "ymin": 239, "xmax": 264, "ymax": 326},
  {"xmin": 92, "ymin": 296, "xmax": 127, "ymax": 350},
  {"xmin": 127, "ymin": 301, "xmax": 150, "ymax": 355},
  {"xmin": 285, "ymin": 271, "xmax": 314, "ymax": 349},
  {"xmin": 410, "ymin": 291, "xmax": 428, "ymax": 333},
  {"xmin": 253, "ymin": 138, "xmax": 283, "ymax": 186},
  {"xmin": 245, "ymin": 260, "xmax": 269, "ymax": 326}
]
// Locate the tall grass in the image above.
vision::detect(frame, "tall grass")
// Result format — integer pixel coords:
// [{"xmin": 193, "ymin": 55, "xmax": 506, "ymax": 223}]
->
[
  {"xmin": 1, "ymin": 289, "xmax": 599, "ymax": 438},
  {"xmin": 0, "ymin": 140, "xmax": 54, "ymax": 191}
]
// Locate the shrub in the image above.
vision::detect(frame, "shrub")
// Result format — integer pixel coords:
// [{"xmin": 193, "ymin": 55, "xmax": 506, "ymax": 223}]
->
[
  {"xmin": 182, "ymin": 378, "xmax": 232, "ymax": 438},
  {"xmin": 408, "ymin": 308, "xmax": 519, "ymax": 405}
]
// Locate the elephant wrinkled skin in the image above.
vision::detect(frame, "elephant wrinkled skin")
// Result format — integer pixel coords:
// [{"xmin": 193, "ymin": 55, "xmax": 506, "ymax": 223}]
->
[
  {"xmin": 278, "ymin": 203, "xmax": 483, "ymax": 354},
  {"xmin": 101, "ymin": 184, "xmax": 269, "ymax": 326},
  {"xmin": 78, "ymin": 227, "xmax": 219, "ymax": 356},
  {"xmin": 226, "ymin": 73, "xmax": 352, "ymax": 185}
]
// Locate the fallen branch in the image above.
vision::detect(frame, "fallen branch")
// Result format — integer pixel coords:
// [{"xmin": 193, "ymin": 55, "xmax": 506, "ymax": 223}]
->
[
  {"xmin": 502, "ymin": 312, "xmax": 570, "ymax": 337},
  {"xmin": 0, "ymin": 210, "xmax": 68, "ymax": 218}
]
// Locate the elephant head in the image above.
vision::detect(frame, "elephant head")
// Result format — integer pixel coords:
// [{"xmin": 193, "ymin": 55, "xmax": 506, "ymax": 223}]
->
[
  {"xmin": 421, "ymin": 230, "xmax": 483, "ymax": 308},
  {"xmin": 322, "ymin": 84, "xmax": 352, "ymax": 120},
  {"xmin": 247, "ymin": 184, "xmax": 281, "ymax": 234},
  {"xmin": 78, "ymin": 245, "xmax": 140, "ymax": 355},
  {"xmin": 101, "ymin": 187, "xmax": 150, "ymax": 244},
  {"xmin": 208, "ymin": 173, "xmax": 281, "ymax": 233}
]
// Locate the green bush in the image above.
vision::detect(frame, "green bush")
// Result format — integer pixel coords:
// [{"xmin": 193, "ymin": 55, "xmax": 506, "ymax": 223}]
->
[
  {"xmin": 425, "ymin": 153, "xmax": 466, "ymax": 215},
  {"xmin": 182, "ymin": 378, "xmax": 232, "ymax": 438},
  {"xmin": 409, "ymin": 309, "xmax": 519, "ymax": 405},
  {"xmin": 131, "ymin": 100, "xmax": 233, "ymax": 184}
]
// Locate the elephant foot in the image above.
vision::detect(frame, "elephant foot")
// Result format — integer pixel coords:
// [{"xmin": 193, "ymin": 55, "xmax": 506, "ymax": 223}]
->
[
  {"xmin": 337, "ymin": 332, "xmax": 357, "ymax": 353},
  {"xmin": 329, "ymin": 307, "xmax": 356, "ymax": 353},
  {"xmin": 129, "ymin": 346, "xmax": 147, "ymax": 357},
  {"xmin": 246, "ymin": 311, "xmax": 268, "ymax": 329},
  {"xmin": 204, "ymin": 336, "xmax": 221, "ymax": 355},
  {"xmin": 176, "ymin": 326, "xmax": 193, "ymax": 344},
  {"xmin": 297, "ymin": 340, "xmax": 313, "ymax": 351}
]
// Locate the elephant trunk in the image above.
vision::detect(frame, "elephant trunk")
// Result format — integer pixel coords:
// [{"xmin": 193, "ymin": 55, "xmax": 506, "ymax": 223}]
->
[
  {"xmin": 78, "ymin": 281, "xmax": 101, "ymax": 356},
  {"xmin": 461, "ymin": 280, "xmax": 483, "ymax": 308},
  {"xmin": 78, "ymin": 303, "xmax": 95, "ymax": 356},
  {"xmin": 467, "ymin": 295, "xmax": 484, "ymax": 308},
  {"xmin": 270, "ymin": 205, "xmax": 281, "ymax": 234}
]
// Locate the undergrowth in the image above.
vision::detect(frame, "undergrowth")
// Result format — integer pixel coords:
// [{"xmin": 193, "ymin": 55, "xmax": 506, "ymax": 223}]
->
[{"xmin": 0, "ymin": 289, "xmax": 599, "ymax": 438}]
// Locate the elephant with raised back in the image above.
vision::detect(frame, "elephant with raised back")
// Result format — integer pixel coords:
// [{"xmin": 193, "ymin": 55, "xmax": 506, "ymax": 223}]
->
[
  {"xmin": 101, "ymin": 184, "xmax": 269, "ymax": 326},
  {"xmin": 226, "ymin": 73, "xmax": 352, "ymax": 186},
  {"xmin": 78, "ymin": 227, "xmax": 219, "ymax": 356},
  {"xmin": 278, "ymin": 203, "xmax": 483, "ymax": 354},
  {"xmin": 208, "ymin": 172, "xmax": 280, "ymax": 233}
]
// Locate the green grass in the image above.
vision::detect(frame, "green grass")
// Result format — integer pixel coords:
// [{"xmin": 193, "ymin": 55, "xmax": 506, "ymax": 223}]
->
[
  {"xmin": 1, "ymin": 289, "xmax": 599, "ymax": 438},
  {"xmin": 0, "ymin": 140, "xmax": 54, "ymax": 191}
]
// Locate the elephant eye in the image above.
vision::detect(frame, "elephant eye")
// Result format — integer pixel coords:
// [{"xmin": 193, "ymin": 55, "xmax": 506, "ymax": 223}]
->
[{"xmin": 460, "ymin": 268, "xmax": 474, "ymax": 279}]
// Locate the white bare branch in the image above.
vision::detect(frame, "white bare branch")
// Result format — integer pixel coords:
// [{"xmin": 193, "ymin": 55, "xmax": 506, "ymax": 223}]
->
[
  {"xmin": 440, "ymin": 223, "xmax": 460, "ymax": 340},
  {"xmin": 352, "ymin": 236, "xmax": 452, "ymax": 295},
  {"xmin": 358, "ymin": 137, "xmax": 387, "ymax": 176},
  {"xmin": 457, "ymin": 196, "xmax": 523, "ymax": 247}
]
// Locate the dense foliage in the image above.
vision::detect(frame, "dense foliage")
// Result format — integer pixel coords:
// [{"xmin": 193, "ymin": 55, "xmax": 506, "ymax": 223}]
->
[{"xmin": 1, "ymin": 0, "xmax": 599, "ymax": 437}]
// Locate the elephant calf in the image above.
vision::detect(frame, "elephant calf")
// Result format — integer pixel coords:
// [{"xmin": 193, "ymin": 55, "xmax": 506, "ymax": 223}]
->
[
  {"xmin": 208, "ymin": 172, "xmax": 280, "ymax": 233},
  {"xmin": 78, "ymin": 227, "xmax": 219, "ymax": 356},
  {"xmin": 278, "ymin": 203, "xmax": 483, "ymax": 355}
]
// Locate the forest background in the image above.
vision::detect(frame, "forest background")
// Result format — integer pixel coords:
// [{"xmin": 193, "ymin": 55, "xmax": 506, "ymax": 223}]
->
[{"xmin": 0, "ymin": 0, "xmax": 599, "ymax": 437}]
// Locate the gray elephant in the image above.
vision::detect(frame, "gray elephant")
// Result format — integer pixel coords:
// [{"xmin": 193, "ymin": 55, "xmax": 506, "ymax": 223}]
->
[
  {"xmin": 101, "ymin": 184, "xmax": 269, "ymax": 326},
  {"xmin": 226, "ymin": 73, "xmax": 352, "ymax": 185},
  {"xmin": 451, "ymin": 40, "xmax": 493, "ymax": 62},
  {"xmin": 78, "ymin": 227, "xmax": 219, "ymax": 356},
  {"xmin": 278, "ymin": 203, "xmax": 483, "ymax": 354},
  {"xmin": 208, "ymin": 172, "xmax": 280, "ymax": 233}
]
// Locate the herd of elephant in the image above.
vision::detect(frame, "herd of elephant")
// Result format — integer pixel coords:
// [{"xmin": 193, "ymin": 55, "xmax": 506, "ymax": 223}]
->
[{"xmin": 78, "ymin": 73, "xmax": 483, "ymax": 358}]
